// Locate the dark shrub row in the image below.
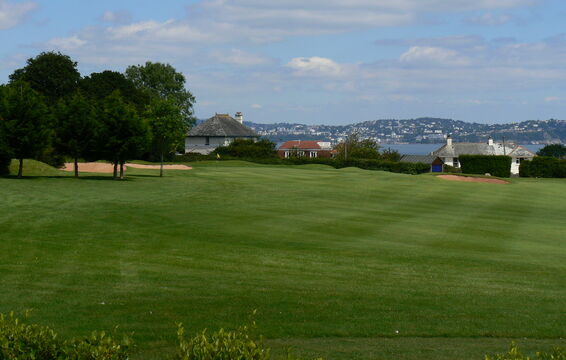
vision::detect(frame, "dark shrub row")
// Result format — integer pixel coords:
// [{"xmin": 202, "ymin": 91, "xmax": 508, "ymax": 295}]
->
[
  {"xmin": 459, "ymin": 155, "xmax": 512, "ymax": 178},
  {"xmin": 520, "ymin": 157, "xmax": 566, "ymax": 178},
  {"xmin": 174, "ymin": 153, "xmax": 431, "ymax": 175}
]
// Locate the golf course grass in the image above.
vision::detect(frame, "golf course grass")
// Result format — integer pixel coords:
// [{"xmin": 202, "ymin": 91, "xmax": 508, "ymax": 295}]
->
[{"xmin": 1, "ymin": 160, "xmax": 565, "ymax": 359}]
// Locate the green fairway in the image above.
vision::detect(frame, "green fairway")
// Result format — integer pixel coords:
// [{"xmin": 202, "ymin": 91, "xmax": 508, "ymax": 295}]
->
[{"xmin": 1, "ymin": 161, "xmax": 565, "ymax": 359}]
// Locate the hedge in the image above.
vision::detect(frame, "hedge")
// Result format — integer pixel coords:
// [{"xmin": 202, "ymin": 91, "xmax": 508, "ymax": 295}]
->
[
  {"xmin": 459, "ymin": 155, "xmax": 512, "ymax": 178},
  {"xmin": 520, "ymin": 157, "xmax": 566, "ymax": 178}
]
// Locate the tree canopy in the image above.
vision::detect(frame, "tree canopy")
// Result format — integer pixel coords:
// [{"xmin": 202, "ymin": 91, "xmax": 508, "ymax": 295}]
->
[
  {"xmin": 0, "ymin": 82, "xmax": 51, "ymax": 177},
  {"xmin": 145, "ymin": 98, "xmax": 186, "ymax": 176},
  {"xmin": 537, "ymin": 144, "xmax": 566, "ymax": 159},
  {"xmin": 125, "ymin": 62, "xmax": 196, "ymax": 128},
  {"xmin": 335, "ymin": 132, "xmax": 381, "ymax": 160},
  {"xmin": 9, "ymin": 52, "xmax": 81, "ymax": 105},
  {"xmin": 80, "ymin": 71, "xmax": 148, "ymax": 111},
  {"xmin": 55, "ymin": 92, "xmax": 100, "ymax": 177}
]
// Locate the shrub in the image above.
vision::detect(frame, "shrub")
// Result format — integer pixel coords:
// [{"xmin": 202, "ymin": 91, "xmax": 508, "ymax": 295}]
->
[
  {"xmin": 459, "ymin": 155, "xmax": 512, "ymax": 178},
  {"xmin": 214, "ymin": 139, "xmax": 278, "ymax": 159},
  {"xmin": 485, "ymin": 342, "xmax": 566, "ymax": 360},
  {"xmin": 0, "ymin": 312, "xmax": 130, "ymax": 360},
  {"xmin": 520, "ymin": 156, "xmax": 566, "ymax": 178},
  {"xmin": 443, "ymin": 164, "xmax": 462, "ymax": 174},
  {"xmin": 175, "ymin": 313, "xmax": 270, "ymax": 360}
]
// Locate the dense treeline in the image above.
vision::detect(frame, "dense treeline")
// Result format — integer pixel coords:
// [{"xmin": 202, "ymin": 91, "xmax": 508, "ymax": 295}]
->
[
  {"xmin": 0, "ymin": 51, "xmax": 195, "ymax": 178},
  {"xmin": 520, "ymin": 157, "xmax": 566, "ymax": 178}
]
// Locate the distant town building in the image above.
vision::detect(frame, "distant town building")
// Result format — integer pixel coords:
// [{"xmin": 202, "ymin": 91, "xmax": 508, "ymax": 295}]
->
[
  {"xmin": 432, "ymin": 136, "xmax": 536, "ymax": 175},
  {"xmin": 185, "ymin": 113, "xmax": 259, "ymax": 154},
  {"xmin": 278, "ymin": 140, "xmax": 334, "ymax": 159}
]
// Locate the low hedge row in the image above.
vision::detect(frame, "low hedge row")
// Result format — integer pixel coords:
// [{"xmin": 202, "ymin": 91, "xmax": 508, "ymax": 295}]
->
[
  {"xmin": 173, "ymin": 154, "xmax": 432, "ymax": 175},
  {"xmin": 520, "ymin": 157, "xmax": 566, "ymax": 178},
  {"xmin": 459, "ymin": 155, "xmax": 512, "ymax": 178}
]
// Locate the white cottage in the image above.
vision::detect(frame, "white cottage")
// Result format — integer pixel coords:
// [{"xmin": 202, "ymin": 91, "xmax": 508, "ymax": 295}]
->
[
  {"xmin": 432, "ymin": 136, "xmax": 536, "ymax": 175},
  {"xmin": 185, "ymin": 113, "xmax": 259, "ymax": 154}
]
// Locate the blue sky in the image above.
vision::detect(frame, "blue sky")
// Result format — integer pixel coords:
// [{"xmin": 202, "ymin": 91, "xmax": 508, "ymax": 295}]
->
[{"xmin": 1, "ymin": 0, "xmax": 565, "ymax": 125}]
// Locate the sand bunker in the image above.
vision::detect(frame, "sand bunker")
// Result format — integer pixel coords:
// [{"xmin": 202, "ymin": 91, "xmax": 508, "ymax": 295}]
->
[
  {"xmin": 437, "ymin": 175, "xmax": 509, "ymax": 184},
  {"xmin": 62, "ymin": 162, "xmax": 192, "ymax": 173}
]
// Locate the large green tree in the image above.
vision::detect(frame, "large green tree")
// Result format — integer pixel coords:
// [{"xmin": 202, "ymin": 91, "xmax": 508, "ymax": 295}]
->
[
  {"xmin": 0, "ymin": 82, "xmax": 51, "ymax": 177},
  {"xmin": 125, "ymin": 62, "xmax": 195, "ymax": 128},
  {"xmin": 9, "ymin": 52, "xmax": 81, "ymax": 105},
  {"xmin": 537, "ymin": 144, "xmax": 566, "ymax": 159},
  {"xmin": 99, "ymin": 92, "xmax": 148, "ymax": 179},
  {"xmin": 145, "ymin": 98, "xmax": 186, "ymax": 177},
  {"xmin": 55, "ymin": 92, "xmax": 99, "ymax": 177},
  {"xmin": 335, "ymin": 132, "xmax": 381, "ymax": 160},
  {"xmin": 80, "ymin": 71, "xmax": 148, "ymax": 112}
]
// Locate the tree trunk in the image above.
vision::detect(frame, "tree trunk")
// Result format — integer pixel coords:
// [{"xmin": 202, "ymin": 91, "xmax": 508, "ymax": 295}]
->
[
  {"xmin": 160, "ymin": 151, "xmax": 164, "ymax": 178},
  {"xmin": 18, "ymin": 158, "xmax": 23, "ymax": 178},
  {"xmin": 74, "ymin": 157, "xmax": 79, "ymax": 178},
  {"xmin": 120, "ymin": 161, "xmax": 124, "ymax": 180},
  {"xmin": 113, "ymin": 162, "xmax": 118, "ymax": 179}
]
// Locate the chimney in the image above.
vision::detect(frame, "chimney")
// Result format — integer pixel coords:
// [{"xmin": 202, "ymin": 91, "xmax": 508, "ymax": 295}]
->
[
  {"xmin": 488, "ymin": 136, "xmax": 494, "ymax": 146},
  {"xmin": 235, "ymin": 112, "xmax": 244, "ymax": 124},
  {"xmin": 446, "ymin": 134, "xmax": 453, "ymax": 147}
]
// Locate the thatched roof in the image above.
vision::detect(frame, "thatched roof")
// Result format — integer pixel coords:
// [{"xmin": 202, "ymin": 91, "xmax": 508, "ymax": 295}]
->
[{"xmin": 188, "ymin": 114, "xmax": 258, "ymax": 137}]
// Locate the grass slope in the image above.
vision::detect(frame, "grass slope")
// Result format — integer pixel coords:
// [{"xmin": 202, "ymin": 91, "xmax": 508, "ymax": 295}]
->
[{"xmin": 1, "ymin": 162, "xmax": 565, "ymax": 359}]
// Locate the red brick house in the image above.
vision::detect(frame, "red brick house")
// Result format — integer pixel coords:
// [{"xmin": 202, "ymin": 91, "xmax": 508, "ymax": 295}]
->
[{"xmin": 278, "ymin": 140, "xmax": 334, "ymax": 159}]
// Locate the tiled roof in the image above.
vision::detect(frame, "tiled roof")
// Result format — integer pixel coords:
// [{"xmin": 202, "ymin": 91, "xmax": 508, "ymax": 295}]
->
[
  {"xmin": 279, "ymin": 140, "xmax": 325, "ymax": 150},
  {"xmin": 188, "ymin": 114, "xmax": 258, "ymax": 137}
]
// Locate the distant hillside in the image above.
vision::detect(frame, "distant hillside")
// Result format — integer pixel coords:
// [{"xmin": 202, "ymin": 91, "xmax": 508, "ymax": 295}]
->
[{"xmin": 245, "ymin": 118, "xmax": 566, "ymax": 144}]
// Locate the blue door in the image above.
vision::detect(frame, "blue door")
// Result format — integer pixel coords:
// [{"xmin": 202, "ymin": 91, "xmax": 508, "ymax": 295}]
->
[{"xmin": 432, "ymin": 164, "xmax": 443, "ymax": 173}]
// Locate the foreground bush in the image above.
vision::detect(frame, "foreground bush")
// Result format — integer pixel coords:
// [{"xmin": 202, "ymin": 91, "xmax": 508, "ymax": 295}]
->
[
  {"xmin": 486, "ymin": 342, "xmax": 566, "ymax": 360},
  {"xmin": 460, "ymin": 155, "xmax": 512, "ymax": 178},
  {"xmin": 0, "ymin": 312, "xmax": 130, "ymax": 360},
  {"xmin": 175, "ymin": 317, "xmax": 270, "ymax": 360}
]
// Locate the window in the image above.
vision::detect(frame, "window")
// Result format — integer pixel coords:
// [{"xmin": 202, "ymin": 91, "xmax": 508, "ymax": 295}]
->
[
  {"xmin": 285, "ymin": 151, "xmax": 290, "ymax": 158},
  {"xmin": 310, "ymin": 151, "xmax": 318, "ymax": 158},
  {"xmin": 298, "ymin": 151, "xmax": 305, "ymax": 157},
  {"xmin": 453, "ymin": 158, "xmax": 459, "ymax": 167},
  {"xmin": 205, "ymin": 136, "xmax": 210, "ymax": 146},
  {"xmin": 516, "ymin": 158, "xmax": 520, "ymax": 164}
]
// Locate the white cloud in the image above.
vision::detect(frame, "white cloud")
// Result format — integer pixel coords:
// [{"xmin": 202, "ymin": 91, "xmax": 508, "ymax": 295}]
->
[
  {"xmin": 251, "ymin": 104, "xmax": 262, "ymax": 109},
  {"xmin": 467, "ymin": 12, "xmax": 513, "ymax": 25},
  {"xmin": 287, "ymin": 57, "xmax": 346, "ymax": 77},
  {"xmin": 0, "ymin": 0, "xmax": 36, "ymax": 30},
  {"xmin": 400, "ymin": 46, "xmax": 472, "ymax": 66},
  {"xmin": 47, "ymin": 36, "xmax": 87, "ymax": 51}
]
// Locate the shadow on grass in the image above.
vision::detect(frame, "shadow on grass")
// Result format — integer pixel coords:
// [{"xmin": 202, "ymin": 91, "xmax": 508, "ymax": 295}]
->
[{"xmin": 1, "ymin": 175, "xmax": 144, "ymax": 181}]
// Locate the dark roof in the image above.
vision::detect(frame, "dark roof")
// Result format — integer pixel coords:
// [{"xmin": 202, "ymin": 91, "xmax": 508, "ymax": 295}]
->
[
  {"xmin": 188, "ymin": 114, "xmax": 258, "ymax": 137},
  {"xmin": 400, "ymin": 155, "xmax": 441, "ymax": 164},
  {"xmin": 433, "ymin": 142, "xmax": 536, "ymax": 157}
]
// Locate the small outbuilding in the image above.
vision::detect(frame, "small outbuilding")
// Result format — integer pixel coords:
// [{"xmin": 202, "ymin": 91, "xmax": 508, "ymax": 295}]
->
[
  {"xmin": 400, "ymin": 155, "xmax": 445, "ymax": 172},
  {"xmin": 185, "ymin": 112, "xmax": 259, "ymax": 154}
]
